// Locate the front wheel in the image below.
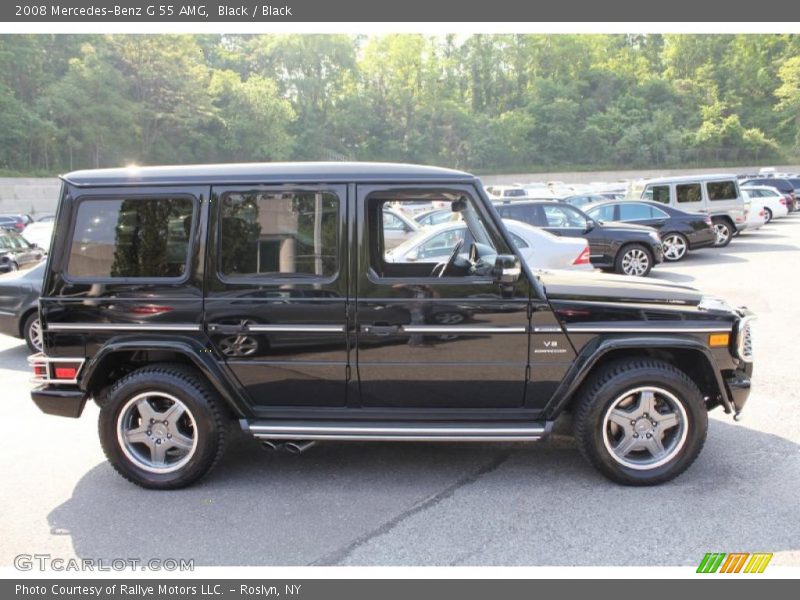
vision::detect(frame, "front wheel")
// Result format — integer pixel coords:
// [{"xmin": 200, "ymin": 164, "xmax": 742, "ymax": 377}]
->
[
  {"xmin": 764, "ymin": 207, "xmax": 773, "ymax": 223},
  {"xmin": 98, "ymin": 364, "xmax": 227, "ymax": 489},
  {"xmin": 662, "ymin": 233, "xmax": 689, "ymax": 262},
  {"xmin": 573, "ymin": 358, "xmax": 708, "ymax": 485},
  {"xmin": 615, "ymin": 244, "xmax": 653, "ymax": 277},
  {"xmin": 711, "ymin": 218, "xmax": 733, "ymax": 247}
]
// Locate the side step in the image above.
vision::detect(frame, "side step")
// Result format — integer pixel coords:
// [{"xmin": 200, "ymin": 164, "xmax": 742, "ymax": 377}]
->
[{"xmin": 242, "ymin": 420, "xmax": 552, "ymax": 442}]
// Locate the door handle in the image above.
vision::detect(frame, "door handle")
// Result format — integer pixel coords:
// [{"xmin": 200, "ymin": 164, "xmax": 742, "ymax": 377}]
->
[
  {"xmin": 362, "ymin": 324, "xmax": 399, "ymax": 336},
  {"xmin": 207, "ymin": 323, "xmax": 247, "ymax": 334}
]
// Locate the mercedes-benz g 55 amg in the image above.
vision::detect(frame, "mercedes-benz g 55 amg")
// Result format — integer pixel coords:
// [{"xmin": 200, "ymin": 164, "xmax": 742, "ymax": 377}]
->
[{"xmin": 30, "ymin": 162, "xmax": 754, "ymax": 489}]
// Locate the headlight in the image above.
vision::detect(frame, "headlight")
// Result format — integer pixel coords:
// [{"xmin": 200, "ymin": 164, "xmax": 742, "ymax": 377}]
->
[
  {"xmin": 735, "ymin": 316, "xmax": 754, "ymax": 362},
  {"xmin": 698, "ymin": 295, "xmax": 734, "ymax": 313}
]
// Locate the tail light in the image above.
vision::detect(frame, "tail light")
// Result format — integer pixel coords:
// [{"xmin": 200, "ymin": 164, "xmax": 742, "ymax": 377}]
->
[
  {"xmin": 780, "ymin": 198, "xmax": 787, "ymax": 205},
  {"xmin": 28, "ymin": 354, "xmax": 84, "ymax": 384},
  {"xmin": 573, "ymin": 246, "xmax": 591, "ymax": 265}
]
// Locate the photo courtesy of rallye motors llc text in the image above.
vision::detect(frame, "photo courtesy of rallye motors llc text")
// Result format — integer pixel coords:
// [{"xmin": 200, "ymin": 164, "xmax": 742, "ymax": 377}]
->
[
  {"xmin": 15, "ymin": 584, "xmax": 299, "ymax": 597},
  {"xmin": 21, "ymin": 4, "xmax": 295, "ymax": 18}
]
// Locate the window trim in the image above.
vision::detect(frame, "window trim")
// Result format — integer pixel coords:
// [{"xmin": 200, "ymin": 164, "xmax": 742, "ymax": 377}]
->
[
  {"xmin": 363, "ymin": 184, "xmax": 514, "ymax": 285},
  {"xmin": 63, "ymin": 192, "xmax": 199, "ymax": 285},
  {"xmin": 216, "ymin": 188, "xmax": 342, "ymax": 286}
]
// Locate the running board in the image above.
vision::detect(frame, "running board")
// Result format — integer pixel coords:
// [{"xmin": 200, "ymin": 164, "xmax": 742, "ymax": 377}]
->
[{"xmin": 241, "ymin": 419, "xmax": 553, "ymax": 442}]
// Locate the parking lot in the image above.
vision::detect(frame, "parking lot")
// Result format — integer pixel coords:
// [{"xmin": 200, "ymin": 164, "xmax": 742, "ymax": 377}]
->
[{"xmin": 1, "ymin": 215, "xmax": 799, "ymax": 568}]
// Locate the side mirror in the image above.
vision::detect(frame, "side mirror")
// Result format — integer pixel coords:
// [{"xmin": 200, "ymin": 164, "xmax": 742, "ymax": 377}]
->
[
  {"xmin": 584, "ymin": 218, "xmax": 596, "ymax": 232},
  {"xmin": 451, "ymin": 197, "xmax": 468, "ymax": 213},
  {"xmin": 492, "ymin": 254, "xmax": 521, "ymax": 284},
  {"xmin": 406, "ymin": 249, "xmax": 419, "ymax": 262}
]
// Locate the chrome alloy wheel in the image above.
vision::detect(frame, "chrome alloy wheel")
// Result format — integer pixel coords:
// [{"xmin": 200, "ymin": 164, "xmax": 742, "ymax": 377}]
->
[
  {"xmin": 713, "ymin": 222, "xmax": 731, "ymax": 246},
  {"xmin": 28, "ymin": 318, "xmax": 42, "ymax": 352},
  {"xmin": 621, "ymin": 248, "xmax": 650, "ymax": 276},
  {"xmin": 662, "ymin": 234, "xmax": 687, "ymax": 261},
  {"xmin": 602, "ymin": 386, "xmax": 688, "ymax": 470},
  {"xmin": 116, "ymin": 392, "xmax": 198, "ymax": 474}
]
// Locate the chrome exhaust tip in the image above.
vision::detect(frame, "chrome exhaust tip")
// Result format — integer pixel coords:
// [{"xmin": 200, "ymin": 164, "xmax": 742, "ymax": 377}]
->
[
  {"xmin": 260, "ymin": 440, "xmax": 282, "ymax": 451},
  {"xmin": 284, "ymin": 440, "xmax": 316, "ymax": 454}
]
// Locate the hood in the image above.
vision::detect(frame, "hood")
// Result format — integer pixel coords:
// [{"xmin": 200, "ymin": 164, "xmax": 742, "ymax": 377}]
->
[{"xmin": 539, "ymin": 269, "xmax": 703, "ymax": 306}]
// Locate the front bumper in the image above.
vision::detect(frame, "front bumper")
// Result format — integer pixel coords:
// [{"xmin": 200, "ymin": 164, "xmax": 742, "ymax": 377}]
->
[
  {"xmin": 31, "ymin": 385, "xmax": 88, "ymax": 418},
  {"xmin": 723, "ymin": 367, "xmax": 751, "ymax": 417}
]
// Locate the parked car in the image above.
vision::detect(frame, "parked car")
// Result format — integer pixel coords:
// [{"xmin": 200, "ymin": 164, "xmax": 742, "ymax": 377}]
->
[
  {"xmin": 584, "ymin": 200, "xmax": 715, "ymax": 262},
  {"xmin": 0, "ymin": 261, "xmax": 44, "ymax": 351},
  {"xmin": 485, "ymin": 185, "xmax": 527, "ymax": 199},
  {"xmin": 743, "ymin": 199, "xmax": 766, "ymax": 232},
  {"xmin": 382, "ymin": 206, "xmax": 421, "ymax": 249},
  {"xmin": 21, "ymin": 220, "xmax": 54, "ymax": 251},
  {"xmin": 740, "ymin": 186, "xmax": 789, "ymax": 222},
  {"xmin": 385, "ymin": 219, "xmax": 593, "ymax": 271},
  {"xmin": 30, "ymin": 161, "xmax": 753, "ymax": 489},
  {"xmin": 414, "ymin": 208, "xmax": 458, "ymax": 228},
  {"xmin": 561, "ymin": 194, "xmax": 609, "ymax": 209},
  {"xmin": 740, "ymin": 177, "xmax": 797, "ymax": 212},
  {"xmin": 494, "ymin": 199, "xmax": 664, "ymax": 276},
  {"xmin": 0, "ymin": 230, "xmax": 45, "ymax": 272},
  {"xmin": 636, "ymin": 174, "xmax": 747, "ymax": 247},
  {"xmin": 0, "ymin": 214, "xmax": 28, "ymax": 233}
]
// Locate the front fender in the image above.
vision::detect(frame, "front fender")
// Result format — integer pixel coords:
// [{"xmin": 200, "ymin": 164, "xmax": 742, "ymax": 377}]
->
[
  {"xmin": 542, "ymin": 335, "xmax": 730, "ymax": 419},
  {"xmin": 80, "ymin": 335, "xmax": 250, "ymax": 418}
]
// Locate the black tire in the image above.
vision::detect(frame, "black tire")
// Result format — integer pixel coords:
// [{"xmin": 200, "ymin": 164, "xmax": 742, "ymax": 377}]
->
[
  {"xmin": 573, "ymin": 358, "xmax": 708, "ymax": 486},
  {"xmin": 764, "ymin": 207, "xmax": 773, "ymax": 223},
  {"xmin": 711, "ymin": 218, "xmax": 733, "ymax": 247},
  {"xmin": 98, "ymin": 363, "xmax": 227, "ymax": 489},
  {"xmin": 22, "ymin": 311, "xmax": 42, "ymax": 353},
  {"xmin": 661, "ymin": 232, "xmax": 689, "ymax": 262},
  {"xmin": 614, "ymin": 243, "xmax": 653, "ymax": 277}
]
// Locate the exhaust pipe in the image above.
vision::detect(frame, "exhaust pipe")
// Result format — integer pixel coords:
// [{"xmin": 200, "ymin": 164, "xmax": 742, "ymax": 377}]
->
[
  {"xmin": 284, "ymin": 440, "xmax": 316, "ymax": 454},
  {"xmin": 260, "ymin": 440, "xmax": 282, "ymax": 451}
]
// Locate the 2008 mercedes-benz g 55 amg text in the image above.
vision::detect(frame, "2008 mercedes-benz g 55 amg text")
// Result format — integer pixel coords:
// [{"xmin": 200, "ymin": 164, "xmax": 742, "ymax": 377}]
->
[{"xmin": 30, "ymin": 162, "xmax": 754, "ymax": 489}]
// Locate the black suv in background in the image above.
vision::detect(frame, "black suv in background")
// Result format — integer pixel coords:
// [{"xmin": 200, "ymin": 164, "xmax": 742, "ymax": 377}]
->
[
  {"xmin": 494, "ymin": 199, "xmax": 664, "ymax": 276},
  {"xmin": 30, "ymin": 162, "xmax": 753, "ymax": 490}
]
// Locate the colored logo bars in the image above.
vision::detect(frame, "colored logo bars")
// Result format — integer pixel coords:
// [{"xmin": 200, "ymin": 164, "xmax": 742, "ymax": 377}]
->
[{"xmin": 697, "ymin": 552, "xmax": 773, "ymax": 573}]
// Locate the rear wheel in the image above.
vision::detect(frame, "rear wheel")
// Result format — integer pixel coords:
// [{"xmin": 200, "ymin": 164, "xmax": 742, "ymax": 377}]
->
[
  {"xmin": 615, "ymin": 244, "xmax": 653, "ymax": 277},
  {"xmin": 23, "ymin": 312, "xmax": 42, "ymax": 352},
  {"xmin": 98, "ymin": 364, "xmax": 227, "ymax": 489},
  {"xmin": 662, "ymin": 233, "xmax": 689, "ymax": 262},
  {"xmin": 711, "ymin": 218, "xmax": 733, "ymax": 247},
  {"xmin": 573, "ymin": 358, "xmax": 708, "ymax": 485},
  {"xmin": 764, "ymin": 207, "xmax": 773, "ymax": 223}
]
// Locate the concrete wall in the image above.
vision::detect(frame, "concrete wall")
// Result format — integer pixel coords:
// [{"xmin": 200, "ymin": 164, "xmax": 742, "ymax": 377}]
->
[{"xmin": 0, "ymin": 177, "xmax": 61, "ymax": 215}]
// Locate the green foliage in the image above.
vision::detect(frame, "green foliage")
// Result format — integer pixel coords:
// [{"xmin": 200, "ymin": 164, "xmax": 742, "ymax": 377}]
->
[{"xmin": 0, "ymin": 33, "xmax": 797, "ymax": 175}]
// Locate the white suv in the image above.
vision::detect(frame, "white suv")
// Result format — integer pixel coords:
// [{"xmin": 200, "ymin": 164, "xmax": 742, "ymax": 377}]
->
[{"xmin": 635, "ymin": 174, "xmax": 747, "ymax": 247}]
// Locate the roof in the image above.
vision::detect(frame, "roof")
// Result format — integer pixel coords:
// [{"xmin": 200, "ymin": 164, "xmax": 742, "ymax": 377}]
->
[
  {"xmin": 641, "ymin": 173, "xmax": 739, "ymax": 184},
  {"xmin": 61, "ymin": 161, "xmax": 475, "ymax": 187}
]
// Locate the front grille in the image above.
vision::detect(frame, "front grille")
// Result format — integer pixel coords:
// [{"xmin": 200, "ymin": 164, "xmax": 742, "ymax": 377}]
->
[{"xmin": 736, "ymin": 318, "xmax": 754, "ymax": 362}]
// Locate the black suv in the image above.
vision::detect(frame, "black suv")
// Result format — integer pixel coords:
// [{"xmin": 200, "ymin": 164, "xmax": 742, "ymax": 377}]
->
[
  {"xmin": 30, "ymin": 162, "xmax": 753, "ymax": 489},
  {"xmin": 494, "ymin": 200, "xmax": 664, "ymax": 276}
]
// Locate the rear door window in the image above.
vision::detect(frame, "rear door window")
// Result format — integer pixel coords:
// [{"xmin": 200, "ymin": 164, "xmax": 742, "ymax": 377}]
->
[
  {"xmin": 618, "ymin": 203, "xmax": 653, "ymax": 221},
  {"xmin": 676, "ymin": 184, "xmax": 702, "ymax": 204},
  {"xmin": 706, "ymin": 180, "xmax": 738, "ymax": 201},
  {"xmin": 67, "ymin": 196, "xmax": 196, "ymax": 280}
]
